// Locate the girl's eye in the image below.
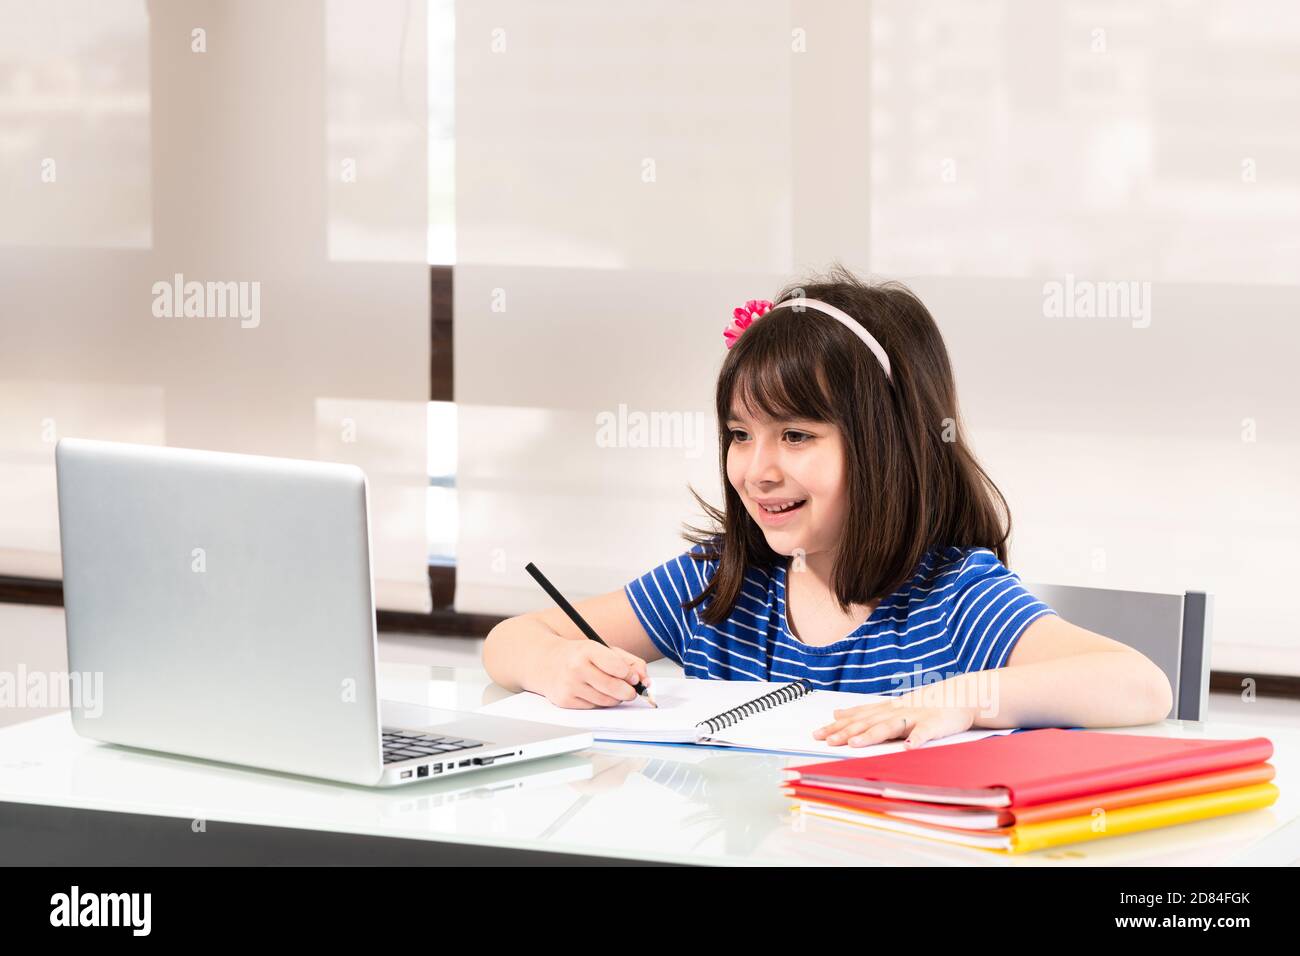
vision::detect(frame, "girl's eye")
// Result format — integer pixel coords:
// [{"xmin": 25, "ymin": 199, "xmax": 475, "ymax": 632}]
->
[{"xmin": 729, "ymin": 429, "xmax": 813, "ymax": 444}]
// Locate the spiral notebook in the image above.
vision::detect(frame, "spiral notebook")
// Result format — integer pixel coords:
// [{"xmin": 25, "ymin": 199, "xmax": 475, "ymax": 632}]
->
[{"xmin": 477, "ymin": 677, "xmax": 1016, "ymax": 758}]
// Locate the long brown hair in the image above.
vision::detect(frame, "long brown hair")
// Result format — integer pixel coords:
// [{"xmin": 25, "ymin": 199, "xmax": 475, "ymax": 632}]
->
[{"xmin": 682, "ymin": 263, "xmax": 1012, "ymax": 627}]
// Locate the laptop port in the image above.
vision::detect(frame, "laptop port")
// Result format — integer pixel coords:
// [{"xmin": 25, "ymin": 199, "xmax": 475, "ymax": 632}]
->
[
  {"xmin": 400, "ymin": 770, "xmax": 413, "ymax": 779},
  {"xmin": 417, "ymin": 765, "xmax": 429, "ymax": 778},
  {"xmin": 459, "ymin": 759, "xmax": 471, "ymax": 767}
]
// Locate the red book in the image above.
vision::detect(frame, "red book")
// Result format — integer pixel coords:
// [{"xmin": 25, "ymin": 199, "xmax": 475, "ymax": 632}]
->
[{"xmin": 786, "ymin": 728, "xmax": 1275, "ymax": 808}]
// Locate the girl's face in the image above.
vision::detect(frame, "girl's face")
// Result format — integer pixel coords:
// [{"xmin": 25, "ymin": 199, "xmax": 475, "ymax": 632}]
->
[{"xmin": 725, "ymin": 403, "xmax": 847, "ymax": 560}]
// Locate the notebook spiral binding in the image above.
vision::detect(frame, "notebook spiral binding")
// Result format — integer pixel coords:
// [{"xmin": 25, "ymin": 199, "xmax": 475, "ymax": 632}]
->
[{"xmin": 695, "ymin": 678, "xmax": 814, "ymax": 736}]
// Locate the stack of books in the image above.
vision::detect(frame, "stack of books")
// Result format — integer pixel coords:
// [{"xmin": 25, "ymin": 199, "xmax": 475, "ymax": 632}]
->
[{"xmin": 784, "ymin": 728, "xmax": 1278, "ymax": 854}]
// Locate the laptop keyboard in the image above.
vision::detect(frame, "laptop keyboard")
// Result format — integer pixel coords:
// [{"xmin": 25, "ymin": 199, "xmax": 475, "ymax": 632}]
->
[{"xmin": 381, "ymin": 730, "xmax": 484, "ymax": 764}]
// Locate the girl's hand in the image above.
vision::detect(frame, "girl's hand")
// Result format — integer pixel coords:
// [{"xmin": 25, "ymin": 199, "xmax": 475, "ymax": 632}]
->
[
  {"xmin": 812, "ymin": 689, "xmax": 979, "ymax": 749},
  {"xmin": 539, "ymin": 640, "xmax": 651, "ymax": 710}
]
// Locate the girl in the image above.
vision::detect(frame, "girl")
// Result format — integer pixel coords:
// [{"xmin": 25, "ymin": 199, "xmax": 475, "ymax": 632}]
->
[{"xmin": 483, "ymin": 265, "xmax": 1173, "ymax": 749}]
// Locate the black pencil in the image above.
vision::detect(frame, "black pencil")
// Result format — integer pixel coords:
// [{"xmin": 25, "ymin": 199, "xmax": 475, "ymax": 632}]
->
[{"xmin": 524, "ymin": 561, "xmax": 658, "ymax": 708}]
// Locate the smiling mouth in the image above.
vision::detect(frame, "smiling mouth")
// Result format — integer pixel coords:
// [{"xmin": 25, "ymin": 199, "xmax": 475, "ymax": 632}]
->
[{"xmin": 757, "ymin": 499, "xmax": 806, "ymax": 514}]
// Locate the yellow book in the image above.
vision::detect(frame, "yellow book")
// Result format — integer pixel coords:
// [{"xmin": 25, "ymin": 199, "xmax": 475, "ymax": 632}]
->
[{"xmin": 795, "ymin": 782, "xmax": 1280, "ymax": 854}]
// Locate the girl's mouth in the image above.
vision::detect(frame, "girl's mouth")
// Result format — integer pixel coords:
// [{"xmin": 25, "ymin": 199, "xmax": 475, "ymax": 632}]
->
[{"xmin": 754, "ymin": 498, "xmax": 807, "ymax": 524}]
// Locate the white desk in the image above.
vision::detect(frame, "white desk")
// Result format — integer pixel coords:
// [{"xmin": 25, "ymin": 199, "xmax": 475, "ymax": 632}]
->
[{"xmin": 1, "ymin": 662, "xmax": 1295, "ymax": 866}]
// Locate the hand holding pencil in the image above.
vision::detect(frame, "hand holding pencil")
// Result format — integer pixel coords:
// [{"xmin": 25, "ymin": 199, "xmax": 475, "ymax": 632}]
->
[{"xmin": 525, "ymin": 562, "xmax": 659, "ymax": 709}]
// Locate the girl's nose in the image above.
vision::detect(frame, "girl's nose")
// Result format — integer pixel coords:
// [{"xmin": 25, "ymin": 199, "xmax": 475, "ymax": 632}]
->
[{"xmin": 746, "ymin": 438, "xmax": 783, "ymax": 484}]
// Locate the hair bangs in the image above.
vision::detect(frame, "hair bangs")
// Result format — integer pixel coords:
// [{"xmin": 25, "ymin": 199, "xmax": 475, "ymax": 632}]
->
[{"xmin": 722, "ymin": 315, "xmax": 837, "ymax": 427}]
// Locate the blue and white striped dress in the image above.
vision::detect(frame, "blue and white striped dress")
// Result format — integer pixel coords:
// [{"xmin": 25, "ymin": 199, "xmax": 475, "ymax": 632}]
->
[{"xmin": 623, "ymin": 542, "xmax": 1056, "ymax": 694}]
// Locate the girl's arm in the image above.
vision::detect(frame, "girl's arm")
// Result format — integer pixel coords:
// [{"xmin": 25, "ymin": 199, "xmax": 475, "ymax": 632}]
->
[
  {"xmin": 814, "ymin": 615, "xmax": 1175, "ymax": 748},
  {"xmin": 482, "ymin": 588, "xmax": 665, "ymax": 701},
  {"xmin": 951, "ymin": 616, "xmax": 1175, "ymax": 728},
  {"xmin": 963, "ymin": 614, "xmax": 1174, "ymax": 729}
]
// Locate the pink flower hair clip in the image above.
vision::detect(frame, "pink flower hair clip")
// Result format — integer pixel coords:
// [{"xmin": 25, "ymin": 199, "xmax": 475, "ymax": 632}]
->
[{"xmin": 723, "ymin": 299, "xmax": 773, "ymax": 349}]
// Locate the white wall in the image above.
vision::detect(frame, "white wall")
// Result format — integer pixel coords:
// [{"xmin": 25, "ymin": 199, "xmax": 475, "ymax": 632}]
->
[
  {"xmin": 453, "ymin": 0, "xmax": 1300, "ymax": 675},
  {"xmin": 0, "ymin": 0, "xmax": 432, "ymax": 610}
]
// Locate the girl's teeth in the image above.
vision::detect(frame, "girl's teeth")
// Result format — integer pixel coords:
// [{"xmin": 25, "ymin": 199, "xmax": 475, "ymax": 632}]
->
[{"xmin": 762, "ymin": 501, "xmax": 804, "ymax": 513}]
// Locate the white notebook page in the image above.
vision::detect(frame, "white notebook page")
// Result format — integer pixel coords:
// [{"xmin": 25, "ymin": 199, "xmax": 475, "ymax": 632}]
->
[
  {"xmin": 478, "ymin": 678, "xmax": 1015, "ymax": 756},
  {"xmin": 709, "ymin": 690, "xmax": 1015, "ymax": 757},
  {"xmin": 479, "ymin": 679, "xmax": 801, "ymax": 741}
]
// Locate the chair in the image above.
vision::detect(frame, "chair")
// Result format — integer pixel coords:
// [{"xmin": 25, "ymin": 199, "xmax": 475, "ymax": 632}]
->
[{"xmin": 1020, "ymin": 583, "xmax": 1213, "ymax": 722}]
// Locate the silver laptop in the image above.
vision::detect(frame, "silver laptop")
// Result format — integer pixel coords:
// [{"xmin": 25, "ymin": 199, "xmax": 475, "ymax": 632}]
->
[{"xmin": 55, "ymin": 438, "xmax": 591, "ymax": 787}]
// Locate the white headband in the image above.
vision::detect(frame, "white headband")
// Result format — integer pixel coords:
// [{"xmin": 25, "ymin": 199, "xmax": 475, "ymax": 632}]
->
[{"xmin": 769, "ymin": 297, "xmax": 892, "ymax": 382}]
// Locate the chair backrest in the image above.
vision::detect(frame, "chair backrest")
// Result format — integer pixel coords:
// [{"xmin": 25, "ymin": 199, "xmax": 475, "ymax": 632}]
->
[{"xmin": 1020, "ymin": 583, "xmax": 1214, "ymax": 722}]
